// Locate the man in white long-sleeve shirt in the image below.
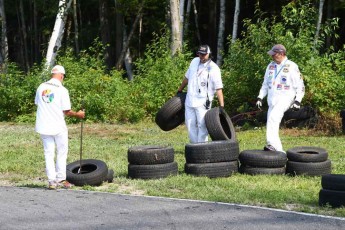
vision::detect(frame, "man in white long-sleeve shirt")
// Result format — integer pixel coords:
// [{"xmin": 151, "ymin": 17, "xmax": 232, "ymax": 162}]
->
[{"xmin": 256, "ymin": 44, "xmax": 305, "ymax": 152}]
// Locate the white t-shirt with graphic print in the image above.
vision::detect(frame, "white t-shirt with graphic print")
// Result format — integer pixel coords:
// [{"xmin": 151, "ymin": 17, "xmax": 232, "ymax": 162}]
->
[{"xmin": 35, "ymin": 78, "xmax": 71, "ymax": 135}]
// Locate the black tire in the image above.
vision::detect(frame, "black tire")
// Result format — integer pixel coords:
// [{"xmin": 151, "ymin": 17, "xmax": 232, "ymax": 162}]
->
[
  {"xmin": 340, "ymin": 109, "xmax": 345, "ymax": 118},
  {"xmin": 106, "ymin": 169, "xmax": 114, "ymax": 183},
  {"xmin": 286, "ymin": 146, "xmax": 328, "ymax": 162},
  {"xmin": 321, "ymin": 174, "xmax": 345, "ymax": 191},
  {"xmin": 128, "ymin": 145, "xmax": 174, "ymax": 165},
  {"xmin": 319, "ymin": 189, "xmax": 345, "ymax": 208},
  {"xmin": 185, "ymin": 140, "xmax": 239, "ymax": 163},
  {"xmin": 184, "ymin": 161, "xmax": 238, "ymax": 178},
  {"xmin": 66, "ymin": 159, "xmax": 108, "ymax": 186},
  {"xmin": 238, "ymin": 150, "xmax": 287, "ymax": 168},
  {"xmin": 283, "ymin": 106, "xmax": 316, "ymax": 120},
  {"xmin": 155, "ymin": 93, "xmax": 186, "ymax": 131},
  {"xmin": 286, "ymin": 160, "xmax": 332, "ymax": 176},
  {"xmin": 205, "ymin": 107, "xmax": 236, "ymax": 141},
  {"xmin": 128, "ymin": 162, "xmax": 178, "ymax": 179},
  {"xmin": 239, "ymin": 165, "xmax": 286, "ymax": 175}
]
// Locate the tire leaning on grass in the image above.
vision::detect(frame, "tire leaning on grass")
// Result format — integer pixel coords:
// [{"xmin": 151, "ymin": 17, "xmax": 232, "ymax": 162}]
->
[
  {"xmin": 184, "ymin": 161, "xmax": 239, "ymax": 178},
  {"xmin": 205, "ymin": 107, "xmax": 236, "ymax": 141},
  {"xmin": 106, "ymin": 169, "xmax": 114, "ymax": 183},
  {"xmin": 185, "ymin": 140, "xmax": 239, "ymax": 163},
  {"xmin": 155, "ymin": 92, "xmax": 186, "ymax": 131},
  {"xmin": 128, "ymin": 145, "xmax": 174, "ymax": 165},
  {"xmin": 66, "ymin": 159, "xmax": 108, "ymax": 186},
  {"xmin": 128, "ymin": 162, "xmax": 178, "ymax": 179}
]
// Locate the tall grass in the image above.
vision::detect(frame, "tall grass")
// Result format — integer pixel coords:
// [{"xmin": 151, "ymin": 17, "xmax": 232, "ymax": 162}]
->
[{"xmin": 0, "ymin": 121, "xmax": 344, "ymax": 217}]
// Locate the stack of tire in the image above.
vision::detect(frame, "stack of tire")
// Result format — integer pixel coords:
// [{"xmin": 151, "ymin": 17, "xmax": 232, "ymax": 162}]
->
[
  {"xmin": 155, "ymin": 93, "xmax": 186, "ymax": 131},
  {"xmin": 127, "ymin": 145, "xmax": 178, "ymax": 179},
  {"xmin": 184, "ymin": 140, "xmax": 239, "ymax": 178},
  {"xmin": 184, "ymin": 107, "xmax": 239, "ymax": 178},
  {"xmin": 238, "ymin": 150, "xmax": 287, "ymax": 175},
  {"xmin": 319, "ymin": 174, "xmax": 345, "ymax": 208},
  {"xmin": 285, "ymin": 146, "xmax": 332, "ymax": 176},
  {"xmin": 66, "ymin": 159, "xmax": 112, "ymax": 186}
]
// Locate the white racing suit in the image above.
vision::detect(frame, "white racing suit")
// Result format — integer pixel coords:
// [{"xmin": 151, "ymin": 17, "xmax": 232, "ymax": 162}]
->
[
  {"xmin": 185, "ymin": 57, "xmax": 223, "ymax": 143},
  {"xmin": 258, "ymin": 57, "xmax": 305, "ymax": 151}
]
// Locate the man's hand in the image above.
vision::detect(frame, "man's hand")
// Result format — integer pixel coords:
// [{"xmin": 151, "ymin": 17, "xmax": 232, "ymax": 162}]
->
[
  {"xmin": 256, "ymin": 98, "xmax": 262, "ymax": 110},
  {"xmin": 291, "ymin": 101, "xmax": 301, "ymax": 111},
  {"xmin": 176, "ymin": 90, "xmax": 183, "ymax": 96}
]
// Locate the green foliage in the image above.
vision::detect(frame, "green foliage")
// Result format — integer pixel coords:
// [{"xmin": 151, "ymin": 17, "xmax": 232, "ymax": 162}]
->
[{"xmin": 222, "ymin": 0, "xmax": 345, "ymax": 124}]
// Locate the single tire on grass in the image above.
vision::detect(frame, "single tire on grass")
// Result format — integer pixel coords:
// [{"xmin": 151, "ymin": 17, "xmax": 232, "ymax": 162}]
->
[
  {"xmin": 155, "ymin": 93, "xmax": 186, "ymax": 131},
  {"xmin": 66, "ymin": 159, "xmax": 108, "ymax": 186},
  {"xmin": 128, "ymin": 145, "xmax": 174, "ymax": 165},
  {"xmin": 128, "ymin": 162, "xmax": 178, "ymax": 179},
  {"xmin": 319, "ymin": 189, "xmax": 345, "ymax": 208},
  {"xmin": 205, "ymin": 107, "xmax": 236, "ymax": 141},
  {"xmin": 185, "ymin": 140, "xmax": 239, "ymax": 163}
]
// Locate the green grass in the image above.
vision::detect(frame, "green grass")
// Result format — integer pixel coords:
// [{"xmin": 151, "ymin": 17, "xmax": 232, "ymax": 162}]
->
[{"xmin": 0, "ymin": 121, "xmax": 345, "ymax": 217}]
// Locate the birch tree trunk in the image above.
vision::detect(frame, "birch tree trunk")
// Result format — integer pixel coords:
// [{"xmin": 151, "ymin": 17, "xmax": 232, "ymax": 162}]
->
[
  {"xmin": 192, "ymin": 0, "xmax": 201, "ymax": 44},
  {"xmin": 179, "ymin": 0, "xmax": 185, "ymax": 49},
  {"xmin": 170, "ymin": 0, "xmax": 182, "ymax": 55},
  {"xmin": 19, "ymin": 0, "xmax": 29, "ymax": 72},
  {"xmin": 45, "ymin": 0, "xmax": 72, "ymax": 70},
  {"xmin": 0, "ymin": 0, "xmax": 8, "ymax": 72},
  {"xmin": 73, "ymin": 0, "xmax": 79, "ymax": 54},
  {"xmin": 232, "ymin": 0, "xmax": 240, "ymax": 43},
  {"xmin": 314, "ymin": 0, "xmax": 325, "ymax": 50},
  {"xmin": 216, "ymin": 0, "xmax": 225, "ymax": 66}
]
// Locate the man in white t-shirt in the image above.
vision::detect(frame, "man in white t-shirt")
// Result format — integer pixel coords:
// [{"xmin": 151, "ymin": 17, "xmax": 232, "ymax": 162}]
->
[
  {"xmin": 177, "ymin": 45, "xmax": 224, "ymax": 143},
  {"xmin": 35, "ymin": 65, "xmax": 85, "ymax": 189}
]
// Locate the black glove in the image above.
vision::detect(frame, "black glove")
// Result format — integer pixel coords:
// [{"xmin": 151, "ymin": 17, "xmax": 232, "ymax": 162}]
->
[
  {"xmin": 176, "ymin": 90, "xmax": 183, "ymax": 96},
  {"xmin": 291, "ymin": 101, "xmax": 301, "ymax": 111}
]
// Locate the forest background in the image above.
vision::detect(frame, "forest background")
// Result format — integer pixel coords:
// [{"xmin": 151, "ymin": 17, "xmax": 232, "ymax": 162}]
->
[{"xmin": 1, "ymin": 0, "xmax": 345, "ymax": 133}]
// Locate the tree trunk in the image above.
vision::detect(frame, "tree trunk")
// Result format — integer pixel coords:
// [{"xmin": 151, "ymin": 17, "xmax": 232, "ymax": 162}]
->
[
  {"xmin": 19, "ymin": 0, "xmax": 29, "ymax": 72},
  {"xmin": 33, "ymin": 0, "xmax": 39, "ymax": 63},
  {"xmin": 123, "ymin": 28, "xmax": 133, "ymax": 81},
  {"xmin": 0, "ymin": 0, "xmax": 8, "ymax": 73},
  {"xmin": 232, "ymin": 0, "xmax": 240, "ymax": 43},
  {"xmin": 192, "ymin": 0, "xmax": 201, "ymax": 44},
  {"xmin": 314, "ymin": 0, "xmax": 325, "ymax": 50},
  {"xmin": 99, "ymin": 0, "xmax": 112, "ymax": 70},
  {"xmin": 114, "ymin": 0, "xmax": 123, "ymax": 65},
  {"xmin": 73, "ymin": 0, "xmax": 79, "ymax": 54},
  {"xmin": 170, "ymin": 0, "xmax": 182, "ymax": 55},
  {"xmin": 115, "ymin": 5, "xmax": 143, "ymax": 70},
  {"xmin": 184, "ymin": 0, "xmax": 192, "ymax": 39},
  {"xmin": 179, "ymin": 0, "xmax": 185, "ymax": 49},
  {"xmin": 45, "ymin": 0, "xmax": 72, "ymax": 71},
  {"xmin": 216, "ymin": 0, "xmax": 225, "ymax": 66}
]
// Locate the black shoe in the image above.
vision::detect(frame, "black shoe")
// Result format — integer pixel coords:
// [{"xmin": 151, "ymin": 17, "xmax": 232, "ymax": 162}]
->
[{"xmin": 264, "ymin": 145, "xmax": 276, "ymax": 151}]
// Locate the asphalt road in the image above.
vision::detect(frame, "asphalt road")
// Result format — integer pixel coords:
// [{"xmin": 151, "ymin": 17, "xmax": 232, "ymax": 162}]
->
[{"xmin": 0, "ymin": 186, "xmax": 344, "ymax": 230}]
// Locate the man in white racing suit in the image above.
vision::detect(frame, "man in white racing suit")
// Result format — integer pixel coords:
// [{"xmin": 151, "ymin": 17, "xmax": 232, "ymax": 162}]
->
[
  {"xmin": 256, "ymin": 44, "xmax": 305, "ymax": 152},
  {"xmin": 177, "ymin": 45, "xmax": 224, "ymax": 143}
]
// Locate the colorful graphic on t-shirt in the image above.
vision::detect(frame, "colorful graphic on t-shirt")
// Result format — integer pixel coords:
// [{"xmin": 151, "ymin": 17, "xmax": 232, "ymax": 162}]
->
[{"xmin": 42, "ymin": 89, "xmax": 54, "ymax": 103}]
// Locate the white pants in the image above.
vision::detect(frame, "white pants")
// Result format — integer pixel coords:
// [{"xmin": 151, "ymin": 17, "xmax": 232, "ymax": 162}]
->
[
  {"xmin": 41, "ymin": 130, "xmax": 68, "ymax": 183},
  {"xmin": 185, "ymin": 105, "xmax": 209, "ymax": 143},
  {"xmin": 266, "ymin": 100, "xmax": 292, "ymax": 152}
]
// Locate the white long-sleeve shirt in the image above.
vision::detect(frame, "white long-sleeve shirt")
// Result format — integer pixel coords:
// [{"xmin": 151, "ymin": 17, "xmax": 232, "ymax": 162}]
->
[{"xmin": 258, "ymin": 57, "xmax": 305, "ymax": 107}]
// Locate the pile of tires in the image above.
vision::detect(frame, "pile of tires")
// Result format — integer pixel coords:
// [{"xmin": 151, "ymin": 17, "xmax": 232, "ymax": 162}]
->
[
  {"xmin": 319, "ymin": 174, "xmax": 345, "ymax": 208},
  {"xmin": 184, "ymin": 140, "xmax": 239, "ymax": 178},
  {"xmin": 239, "ymin": 150, "xmax": 287, "ymax": 175},
  {"xmin": 340, "ymin": 109, "xmax": 345, "ymax": 134},
  {"xmin": 205, "ymin": 107, "xmax": 236, "ymax": 141},
  {"xmin": 282, "ymin": 106, "xmax": 318, "ymax": 129},
  {"xmin": 155, "ymin": 93, "xmax": 186, "ymax": 131},
  {"xmin": 66, "ymin": 159, "xmax": 111, "ymax": 186},
  {"xmin": 127, "ymin": 145, "xmax": 178, "ymax": 179},
  {"xmin": 285, "ymin": 146, "xmax": 332, "ymax": 176}
]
